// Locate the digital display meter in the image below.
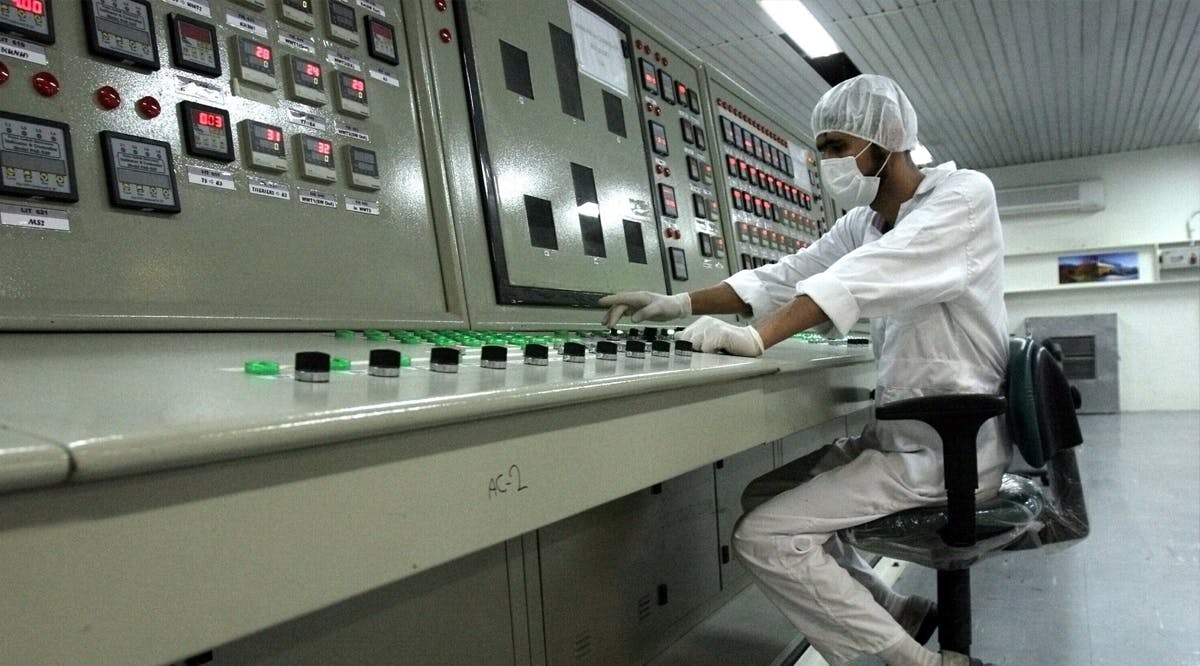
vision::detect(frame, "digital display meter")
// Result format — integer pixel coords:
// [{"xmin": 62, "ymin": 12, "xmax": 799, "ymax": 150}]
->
[
  {"xmin": 363, "ymin": 16, "xmax": 398, "ymax": 65},
  {"xmin": 168, "ymin": 14, "xmax": 220, "ymax": 77},
  {"xmin": 296, "ymin": 134, "xmax": 335, "ymax": 182},
  {"xmin": 334, "ymin": 72, "xmax": 369, "ymax": 117},
  {"xmin": 233, "ymin": 36, "xmax": 276, "ymax": 89},
  {"xmin": 239, "ymin": 120, "xmax": 287, "ymax": 172},
  {"xmin": 178, "ymin": 101, "xmax": 233, "ymax": 162},
  {"xmin": 0, "ymin": 111, "xmax": 77, "ymax": 202},
  {"xmin": 287, "ymin": 55, "xmax": 327, "ymax": 105},
  {"xmin": 0, "ymin": 0, "xmax": 55, "ymax": 44},
  {"xmin": 82, "ymin": 0, "xmax": 159, "ymax": 70},
  {"xmin": 345, "ymin": 145, "xmax": 380, "ymax": 190},
  {"xmin": 279, "ymin": 0, "xmax": 313, "ymax": 29},
  {"xmin": 99, "ymin": 131, "xmax": 180, "ymax": 213},
  {"xmin": 326, "ymin": 0, "xmax": 358, "ymax": 46}
]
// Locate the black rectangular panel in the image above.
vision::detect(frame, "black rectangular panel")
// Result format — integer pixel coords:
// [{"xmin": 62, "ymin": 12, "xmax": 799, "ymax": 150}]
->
[
  {"xmin": 658, "ymin": 183, "xmax": 678, "ymax": 218},
  {"xmin": 572, "ymin": 163, "xmax": 605, "ymax": 258},
  {"xmin": 669, "ymin": 247, "xmax": 687, "ymax": 281},
  {"xmin": 648, "ymin": 120, "xmax": 668, "ymax": 156},
  {"xmin": 639, "ymin": 58, "xmax": 657, "ymax": 92},
  {"xmin": 549, "ymin": 24, "xmax": 584, "ymax": 120},
  {"xmin": 623, "ymin": 219, "xmax": 647, "ymax": 264},
  {"xmin": 500, "ymin": 40, "xmax": 534, "ymax": 98},
  {"xmin": 698, "ymin": 232, "xmax": 713, "ymax": 257},
  {"xmin": 602, "ymin": 90, "xmax": 626, "ymax": 137},
  {"xmin": 524, "ymin": 194, "xmax": 558, "ymax": 250},
  {"xmin": 658, "ymin": 69, "xmax": 675, "ymax": 104},
  {"xmin": 680, "ymin": 119, "xmax": 694, "ymax": 145}
]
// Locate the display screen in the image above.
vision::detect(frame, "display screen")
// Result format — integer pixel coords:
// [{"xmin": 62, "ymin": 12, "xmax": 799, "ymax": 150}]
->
[
  {"xmin": 179, "ymin": 101, "xmax": 232, "ymax": 161},
  {"xmin": 14, "ymin": 0, "xmax": 44, "ymax": 15},
  {"xmin": 99, "ymin": 131, "xmax": 178, "ymax": 212},
  {"xmin": 338, "ymin": 72, "xmax": 367, "ymax": 102},
  {"xmin": 658, "ymin": 70, "xmax": 675, "ymax": 104},
  {"xmin": 169, "ymin": 15, "xmax": 219, "ymax": 76},
  {"xmin": 328, "ymin": 0, "xmax": 355, "ymax": 30},
  {"xmin": 300, "ymin": 135, "xmax": 333, "ymax": 166},
  {"xmin": 0, "ymin": 0, "xmax": 55, "ymax": 42},
  {"xmin": 291, "ymin": 57, "xmax": 324, "ymax": 90},
  {"xmin": 83, "ymin": 0, "xmax": 159, "ymax": 69},
  {"xmin": 364, "ymin": 17, "xmax": 399, "ymax": 65},
  {"xmin": 348, "ymin": 146, "xmax": 378, "ymax": 178},
  {"xmin": 247, "ymin": 120, "xmax": 285, "ymax": 157},
  {"xmin": 239, "ymin": 37, "xmax": 275, "ymax": 75},
  {"xmin": 658, "ymin": 183, "xmax": 677, "ymax": 218},
  {"xmin": 639, "ymin": 58, "xmax": 657, "ymax": 92},
  {"xmin": 0, "ymin": 111, "xmax": 77, "ymax": 201}
]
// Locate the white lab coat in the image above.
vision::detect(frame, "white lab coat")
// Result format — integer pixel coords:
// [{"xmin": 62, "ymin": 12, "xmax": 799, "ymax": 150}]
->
[{"xmin": 726, "ymin": 162, "xmax": 1011, "ymax": 664}]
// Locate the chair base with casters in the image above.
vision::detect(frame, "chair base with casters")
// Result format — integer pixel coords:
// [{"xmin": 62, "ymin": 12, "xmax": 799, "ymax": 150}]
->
[{"xmin": 839, "ymin": 337, "xmax": 1089, "ymax": 658}]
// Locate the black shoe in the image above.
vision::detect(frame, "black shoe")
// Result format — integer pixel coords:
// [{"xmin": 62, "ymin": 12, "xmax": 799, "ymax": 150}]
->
[{"xmin": 914, "ymin": 602, "xmax": 938, "ymax": 646}]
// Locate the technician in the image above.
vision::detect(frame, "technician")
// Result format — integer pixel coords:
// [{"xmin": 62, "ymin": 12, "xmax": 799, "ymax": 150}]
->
[{"xmin": 599, "ymin": 74, "xmax": 1007, "ymax": 666}]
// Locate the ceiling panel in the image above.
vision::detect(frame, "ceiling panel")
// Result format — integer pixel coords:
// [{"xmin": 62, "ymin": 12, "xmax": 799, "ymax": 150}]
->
[{"xmin": 626, "ymin": 0, "xmax": 1200, "ymax": 168}]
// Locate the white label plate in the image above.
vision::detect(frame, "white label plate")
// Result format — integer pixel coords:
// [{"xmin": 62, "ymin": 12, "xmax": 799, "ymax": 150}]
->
[
  {"xmin": 298, "ymin": 189, "xmax": 337, "ymax": 208},
  {"xmin": 226, "ymin": 11, "xmax": 268, "ymax": 39},
  {"xmin": 162, "ymin": 0, "xmax": 212, "ymax": 18},
  {"xmin": 248, "ymin": 177, "xmax": 292, "ymax": 200},
  {"xmin": 278, "ymin": 31, "xmax": 316, "ymax": 55},
  {"xmin": 0, "ymin": 35, "xmax": 48, "ymax": 65},
  {"xmin": 0, "ymin": 204, "xmax": 69, "ymax": 232},
  {"xmin": 345, "ymin": 197, "xmax": 380, "ymax": 215},
  {"xmin": 368, "ymin": 68, "xmax": 400, "ymax": 88},
  {"xmin": 186, "ymin": 165, "xmax": 236, "ymax": 190}
]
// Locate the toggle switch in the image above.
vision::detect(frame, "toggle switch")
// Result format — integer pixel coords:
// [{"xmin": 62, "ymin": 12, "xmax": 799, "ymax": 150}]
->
[
  {"xmin": 625, "ymin": 339, "xmax": 646, "ymax": 359},
  {"xmin": 674, "ymin": 340, "xmax": 693, "ymax": 357},
  {"xmin": 563, "ymin": 341, "xmax": 586, "ymax": 363},
  {"xmin": 481, "ymin": 344, "xmax": 508, "ymax": 370},
  {"xmin": 368, "ymin": 349, "xmax": 402, "ymax": 377},
  {"xmin": 430, "ymin": 346, "xmax": 460, "ymax": 373},
  {"xmin": 651, "ymin": 340, "xmax": 671, "ymax": 357},
  {"xmin": 595, "ymin": 340, "xmax": 618, "ymax": 361},
  {"xmin": 294, "ymin": 351, "xmax": 331, "ymax": 382},
  {"xmin": 524, "ymin": 343, "xmax": 549, "ymax": 366}
]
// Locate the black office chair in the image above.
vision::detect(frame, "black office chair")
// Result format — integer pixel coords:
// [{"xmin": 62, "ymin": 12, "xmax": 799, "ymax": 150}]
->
[{"xmin": 840, "ymin": 337, "xmax": 1089, "ymax": 657}]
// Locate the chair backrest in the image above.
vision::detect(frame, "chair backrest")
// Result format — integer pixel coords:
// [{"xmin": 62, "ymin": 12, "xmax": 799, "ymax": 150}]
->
[{"xmin": 1006, "ymin": 337, "xmax": 1084, "ymax": 467}]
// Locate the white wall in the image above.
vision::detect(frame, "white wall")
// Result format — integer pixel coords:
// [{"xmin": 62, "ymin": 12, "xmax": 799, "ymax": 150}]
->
[{"xmin": 981, "ymin": 143, "xmax": 1200, "ymax": 412}]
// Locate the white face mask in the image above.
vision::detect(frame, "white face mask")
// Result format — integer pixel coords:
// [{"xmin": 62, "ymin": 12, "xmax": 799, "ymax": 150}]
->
[{"xmin": 821, "ymin": 143, "xmax": 891, "ymax": 209}]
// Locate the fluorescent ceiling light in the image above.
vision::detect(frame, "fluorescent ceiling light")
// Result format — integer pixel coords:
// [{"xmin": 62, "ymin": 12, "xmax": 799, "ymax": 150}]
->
[
  {"xmin": 760, "ymin": 0, "xmax": 841, "ymax": 58},
  {"xmin": 912, "ymin": 142, "xmax": 933, "ymax": 165}
]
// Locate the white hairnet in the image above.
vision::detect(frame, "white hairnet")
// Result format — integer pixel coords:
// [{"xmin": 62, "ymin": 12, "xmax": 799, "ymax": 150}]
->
[{"xmin": 811, "ymin": 74, "xmax": 918, "ymax": 152}]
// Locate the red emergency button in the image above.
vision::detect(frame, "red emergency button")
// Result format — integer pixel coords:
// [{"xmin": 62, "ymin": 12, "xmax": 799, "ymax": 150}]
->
[
  {"xmin": 439, "ymin": 28, "xmax": 452, "ymax": 43},
  {"xmin": 32, "ymin": 71, "xmax": 59, "ymax": 97},
  {"xmin": 96, "ymin": 86, "xmax": 121, "ymax": 110},
  {"xmin": 137, "ymin": 95, "xmax": 161, "ymax": 118},
  {"xmin": 0, "ymin": 61, "xmax": 9, "ymax": 86}
]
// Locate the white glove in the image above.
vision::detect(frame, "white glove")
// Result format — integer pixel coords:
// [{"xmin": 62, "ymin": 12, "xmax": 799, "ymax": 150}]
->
[
  {"xmin": 676, "ymin": 316, "xmax": 765, "ymax": 357},
  {"xmin": 599, "ymin": 291, "xmax": 691, "ymax": 328}
]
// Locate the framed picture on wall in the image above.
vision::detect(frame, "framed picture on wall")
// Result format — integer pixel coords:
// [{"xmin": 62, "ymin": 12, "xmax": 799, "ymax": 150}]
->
[{"xmin": 1057, "ymin": 251, "xmax": 1140, "ymax": 284}]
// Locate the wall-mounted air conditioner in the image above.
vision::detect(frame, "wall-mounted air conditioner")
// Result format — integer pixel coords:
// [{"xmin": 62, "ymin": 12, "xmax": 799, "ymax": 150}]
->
[{"xmin": 996, "ymin": 180, "xmax": 1105, "ymax": 218}]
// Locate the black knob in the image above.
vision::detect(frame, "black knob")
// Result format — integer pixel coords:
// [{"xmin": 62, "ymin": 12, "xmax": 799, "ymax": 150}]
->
[
  {"xmin": 652, "ymin": 340, "xmax": 671, "ymax": 357},
  {"xmin": 524, "ymin": 343, "xmax": 549, "ymax": 365},
  {"xmin": 596, "ymin": 340, "xmax": 618, "ymax": 360},
  {"xmin": 563, "ymin": 341, "xmax": 586, "ymax": 363},
  {"xmin": 627, "ymin": 327, "xmax": 641, "ymax": 338},
  {"xmin": 643, "ymin": 327, "xmax": 658, "ymax": 340},
  {"xmin": 368, "ymin": 349, "xmax": 402, "ymax": 377},
  {"xmin": 430, "ymin": 346, "xmax": 461, "ymax": 373},
  {"xmin": 295, "ymin": 351, "xmax": 330, "ymax": 383},
  {"xmin": 481, "ymin": 344, "xmax": 508, "ymax": 369},
  {"xmin": 625, "ymin": 340, "xmax": 646, "ymax": 358}
]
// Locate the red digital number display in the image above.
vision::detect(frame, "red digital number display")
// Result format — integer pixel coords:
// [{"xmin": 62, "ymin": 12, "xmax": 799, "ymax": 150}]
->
[
  {"xmin": 196, "ymin": 111, "xmax": 224, "ymax": 129},
  {"xmin": 349, "ymin": 77, "xmax": 365, "ymax": 92},
  {"xmin": 255, "ymin": 45, "xmax": 272, "ymax": 61},
  {"xmin": 304, "ymin": 62, "xmax": 321, "ymax": 77},
  {"xmin": 264, "ymin": 128, "xmax": 282, "ymax": 142},
  {"xmin": 316, "ymin": 140, "xmax": 332, "ymax": 155},
  {"xmin": 14, "ymin": 0, "xmax": 44, "ymax": 16}
]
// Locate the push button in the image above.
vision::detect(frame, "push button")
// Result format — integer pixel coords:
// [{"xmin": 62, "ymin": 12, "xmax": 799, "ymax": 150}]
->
[
  {"xmin": 481, "ymin": 345, "xmax": 508, "ymax": 370},
  {"xmin": 524, "ymin": 343, "xmax": 550, "ymax": 366},
  {"xmin": 595, "ymin": 340, "xmax": 618, "ymax": 361},
  {"xmin": 294, "ymin": 351, "xmax": 331, "ymax": 383},
  {"xmin": 368, "ymin": 349, "xmax": 402, "ymax": 377},
  {"xmin": 430, "ymin": 346, "xmax": 460, "ymax": 373},
  {"xmin": 563, "ymin": 341, "xmax": 586, "ymax": 363}
]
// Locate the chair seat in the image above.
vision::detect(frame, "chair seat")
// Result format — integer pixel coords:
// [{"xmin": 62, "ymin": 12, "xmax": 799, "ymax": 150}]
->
[{"xmin": 840, "ymin": 473, "xmax": 1045, "ymax": 570}]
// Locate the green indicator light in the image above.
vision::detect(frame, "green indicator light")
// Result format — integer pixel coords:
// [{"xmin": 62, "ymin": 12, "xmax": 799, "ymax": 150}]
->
[
  {"xmin": 365, "ymin": 331, "xmax": 388, "ymax": 341},
  {"xmin": 334, "ymin": 329, "xmax": 355, "ymax": 340},
  {"xmin": 462, "ymin": 339, "xmax": 482, "ymax": 347},
  {"xmin": 331, "ymin": 357, "xmax": 352, "ymax": 371},
  {"xmin": 401, "ymin": 356, "xmax": 412, "ymax": 367},
  {"xmin": 244, "ymin": 360, "xmax": 280, "ymax": 375}
]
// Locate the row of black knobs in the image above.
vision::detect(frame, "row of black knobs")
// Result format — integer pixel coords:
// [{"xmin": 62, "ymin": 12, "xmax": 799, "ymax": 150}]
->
[{"xmin": 293, "ymin": 341, "xmax": 695, "ymax": 382}]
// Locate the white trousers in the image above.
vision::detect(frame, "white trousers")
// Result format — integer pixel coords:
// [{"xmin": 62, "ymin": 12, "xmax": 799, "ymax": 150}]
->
[{"xmin": 732, "ymin": 438, "xmax": 947, "ymax": 666}]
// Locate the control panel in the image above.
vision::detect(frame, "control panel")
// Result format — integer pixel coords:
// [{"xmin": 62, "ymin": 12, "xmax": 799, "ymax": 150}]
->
[
  {"xmin": 0, "ymin": 0, "xmax": 465, "ymax": 329},
  {"xmin": 702, "ymin": 68, "xmax": 829, "ymax": 272},
  {"xmin": 444, "ymin": 0, "xmax": 669, "ymax": 312},
  {"xmin": 626, "ymin": 25, "xmax": 729, "ymax": 293}
]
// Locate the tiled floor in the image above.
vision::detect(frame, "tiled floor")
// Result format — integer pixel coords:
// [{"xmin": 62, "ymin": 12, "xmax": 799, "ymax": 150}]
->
[{"xmin": 657, "ymin": 412, "xmax": 1200, "ymax": 666}]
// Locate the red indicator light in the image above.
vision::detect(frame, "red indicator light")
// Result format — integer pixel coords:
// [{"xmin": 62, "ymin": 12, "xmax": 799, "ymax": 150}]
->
[
  {"xmin": 31, "ymin": 71, "xmax": 59, "ymax": 97},
  {"xmin": 0, "ymin": 61, "xmax": 10, "ymax": 86},
  {"xmin": 265, "ymin": 128, "xmax": 282, "ymax": 142},
  {"xmin": 197, "ymin": 111, "xmax": 224, "ymax": 128},
  {"xmin": 14, "ymin": 0, "xmax": 45, "ymax": 16},
  {"xmin": 350, "ymin": 77, "xmax": 365, "ymax": 92},
  {"xmin": 137, "ymin": 96, "xmax": 161, "ymax": 119},
  {"xmin": 304, "ymin": 62, "xmax": 321, "ymax": 77},
  {"xmin": 255, "ymin": 45, "xmax": 272, "ymax": 61},
  {"xmin": 316, "ymin": 140, "xmax": 332, "ymax": 155},
  {"xmin": 438, "ymin": 28, "xmax": 452, "ymax": 43},
  {"xmin": 96, "ymin": 85, "xmax": 121, "ymax": 110}
]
